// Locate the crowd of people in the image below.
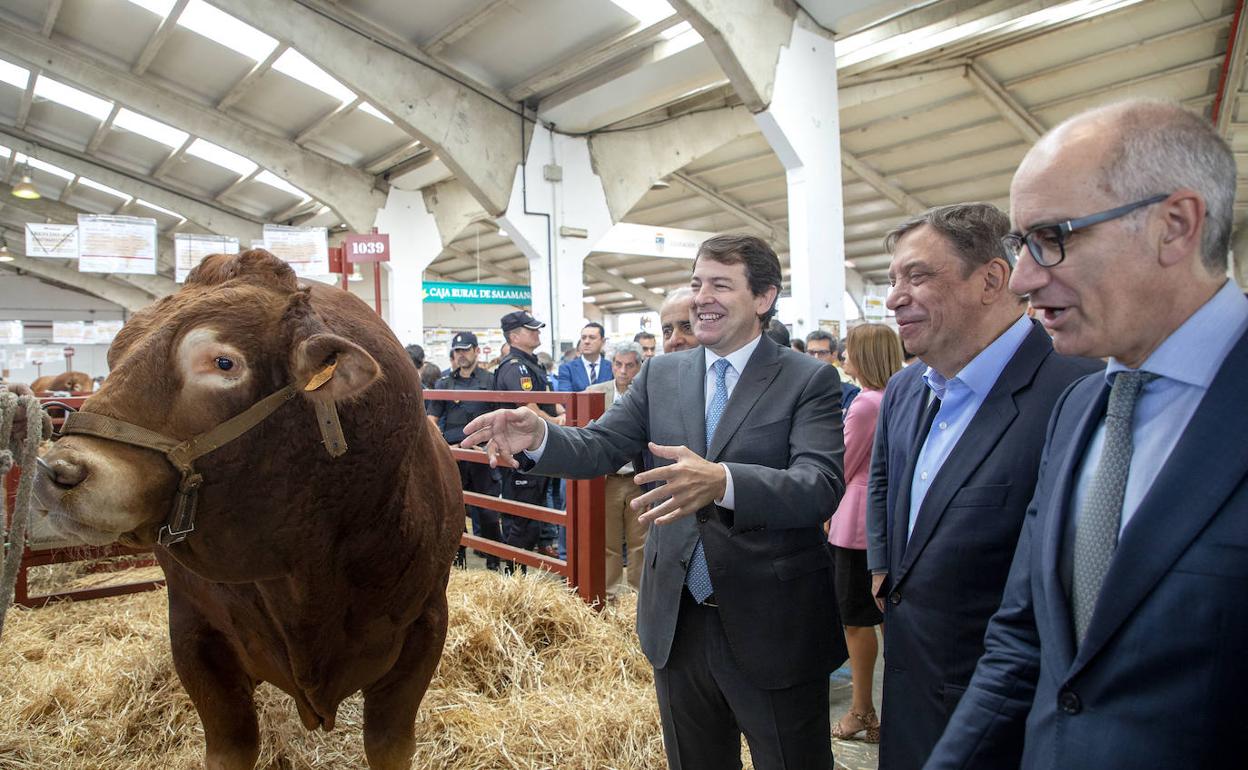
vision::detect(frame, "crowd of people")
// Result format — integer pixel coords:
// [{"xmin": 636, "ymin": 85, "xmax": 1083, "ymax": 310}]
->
[{"xmin": 429, "ymin": 99, "xmax": 1247, "ymax": 770}]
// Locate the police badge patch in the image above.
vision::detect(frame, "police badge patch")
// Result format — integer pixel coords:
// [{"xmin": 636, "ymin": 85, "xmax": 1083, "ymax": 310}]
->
[{"xmin": 520, "ymin": 376, "xmax": 533, "ymax": 391}]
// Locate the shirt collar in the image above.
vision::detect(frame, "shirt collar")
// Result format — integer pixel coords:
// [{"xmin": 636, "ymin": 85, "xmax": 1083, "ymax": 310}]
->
[
  {"xmin": 924, "ymin": 314, "xmax": 1031, "ymax": 401},
  {"xmin": 1106, "ymin": 279, "xmax": 1248, "ymax": 388},
  {"xmin": 705, "ymin": 333, "xmax": 763, "ymax": 375}
]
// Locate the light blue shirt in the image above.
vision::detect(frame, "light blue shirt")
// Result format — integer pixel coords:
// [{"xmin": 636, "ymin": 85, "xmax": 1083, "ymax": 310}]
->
[
  {"xmin": 1072, "ymin": 279, "xmax": 1248, "ymax": 534},
  {"xmin": 908, "ymin": 314, "xmax": 1032, "ymax": 538}
]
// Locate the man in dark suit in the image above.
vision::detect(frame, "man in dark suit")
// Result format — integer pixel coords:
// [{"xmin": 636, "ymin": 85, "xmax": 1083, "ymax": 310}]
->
[
  {"xmin": 927, "ymin": 101, "xmax": 1248, "ymax": 770},
  {"xmin": 864, "ymin": 203, "xmax": 1099, "ymax": 769},
  {"xmin": 556, "ymin": 322, "xmax": 613, "ymax": 392},
  {"xmin": 463, "ymin": 234, "xmax": 846, "ymax": 770}
]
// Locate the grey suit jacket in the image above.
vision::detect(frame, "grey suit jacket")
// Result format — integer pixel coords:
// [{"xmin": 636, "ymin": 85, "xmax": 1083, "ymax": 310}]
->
[{"xmin": 528, "ymin": 335, "xmax": 847, "ymax": 689}]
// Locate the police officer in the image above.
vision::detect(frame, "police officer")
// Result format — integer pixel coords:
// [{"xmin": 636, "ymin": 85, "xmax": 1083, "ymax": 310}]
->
[
  {"xmin": 493, "ymin": 311, "xmax": 563, "ymax": 560},
  {"xmin": 428, "ymin": 331, "xmax": 504, "ymax": 570}
]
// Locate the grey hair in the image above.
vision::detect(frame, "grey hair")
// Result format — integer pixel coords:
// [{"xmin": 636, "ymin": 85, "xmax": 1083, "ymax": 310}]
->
[
  {"xmin": 1065, "ymin": 100, "xmax": 1236, "ymax": 274},
  {"xmin": 611, "ymin": 340, "xmax": 644, "ymax": 364},
  {"xmin": 884, "ymin": 202, "xmax": 1012, "ymax": 275}
]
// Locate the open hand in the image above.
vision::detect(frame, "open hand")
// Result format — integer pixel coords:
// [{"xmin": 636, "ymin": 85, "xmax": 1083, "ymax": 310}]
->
[
  {"xmin": 631, "ymin": 442, "xmax": 727, "ymax": 525},
  {"xmin": 460, "ymin": 407, "xmax": 545, "ymax": 468}
]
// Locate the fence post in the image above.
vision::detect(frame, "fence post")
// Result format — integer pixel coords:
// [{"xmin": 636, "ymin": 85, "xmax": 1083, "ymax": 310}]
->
[{"xmin": 572, "ymin": 391, "xmax": 606, "ymax": 607}]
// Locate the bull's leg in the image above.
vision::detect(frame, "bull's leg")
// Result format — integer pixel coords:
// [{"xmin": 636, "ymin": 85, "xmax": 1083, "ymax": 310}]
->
[
  {"xmin": 361, "ymin": 592, "xmax": 450, "ymax": 770},
  {"xmin": 169, "ymin": 622, "xmax": 261, "ymax": 770}
]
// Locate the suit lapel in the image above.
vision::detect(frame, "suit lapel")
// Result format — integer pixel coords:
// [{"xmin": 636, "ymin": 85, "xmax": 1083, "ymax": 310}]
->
[
  {"xmin": 889, "ymin": 372, "xmax": 931, "ymax": 573},
  {"xmin": 895, "ymin": 325, "xmax": 1050, "ymax": 583},
  {"xmin": 1071, "ymin": 328, "xmax": 1248, "ymax": 675},
  {"xmin": 1038, "ymin": 378, "xmax": 1107, "ymax": 671},
  {"xmin": 678, "ymin": 351, "xmax": 708, "ymax": 457},
  {"xmin": 707, "ymin": 338, "xmax": 782, "ymax": 462}
]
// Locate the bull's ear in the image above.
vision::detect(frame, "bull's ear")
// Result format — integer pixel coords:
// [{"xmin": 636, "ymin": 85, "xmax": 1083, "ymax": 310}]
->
[{"xmin": 291, "ymin": 333, "xmax": 380, "ymax": 402}]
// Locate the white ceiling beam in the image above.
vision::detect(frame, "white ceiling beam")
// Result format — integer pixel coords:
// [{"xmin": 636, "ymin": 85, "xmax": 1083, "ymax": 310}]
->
[
  {"xmin": 0, "ymin": 251, "xmax": 153, "ymax": 311},
  {"xmin": 0, "ymin": 24, "xmax": 384, "ymax": 231},
  {"xmin": 0, "ymin": 129, "xmax": 262, "ymax": 244},
  {"xmin": 41, "ymin": 0, "xmax": 62, "ymax": 37},
  {"xmin": 1216, "ymin": 9, "xmax": 1248, "ymax": 137},
  {"xmin": 424, "ymin": 0, "xmax": 510, "ymax": 55},
  {"xmin": 214, "ymin": 167, "xmax": 262, "ymax": 203},
  {"xmin": 206, "ymin": 0, "xmax": 521, "ymax": 218},
  {"xmin": 272, "ymin": 197, "xmax": 318, "ymax": 223},
  {"xmin": 61, "ymin": 174, "xmax": 80, "ymax": 199},
  {"xmin": 671, "ymin": 171, "xmax": 785, "ymax": 246},
  {"xmin": 964, "ymin": 61, "xmax": 1043, "ymax": 143},
  {"xmin": 15, "ymin": 68, "xmax": 37, "ymax": 130},
  {"xmin": 1029, "ymin": 54, "xmax": 1223, "ymax": 113},
  {"xmin": 841, "ymin": 150, "xmax": 927, "ymax": 216},
  {"xmin": 507, "ymin": 13, "xmax": 684, "ymax": 102},
  {"xmin": 133, "ymin": 0, "xmax": 190, "ymax": 76},
  {"xmin": 217, "ymin": 43, "xmax": 288, "ymax": 111},
  {"xmin": 295, "ymin": 96, "xmax": 363, "ymax": 146},
  {"xmin": 583, "ymin": 263, "xmax": 665, "ymax": 311},
  {"xmin": 151, "ymin": 135, "xmax": 194, "ymax": 179},
  {"xmin": 444, "ymin": 244, "xmax": 526, "ymax": 285},
  {"xmin": 86, "ymin": 103, "xmax": 122, "ymax": 154},
  {"xmin": 668, "ymin": 0, "xmax": 797, "ymax": 111},
  {"xmin": 364, "ymin": 140, "xmax": 424, "ymax": 175}
]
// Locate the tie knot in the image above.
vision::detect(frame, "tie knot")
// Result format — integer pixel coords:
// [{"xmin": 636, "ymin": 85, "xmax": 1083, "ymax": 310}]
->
[
  {"xmin": 712, "ymin": 358, "xmax": 731, "ymax": 382},
  {"xmin": 1112, "ymin": 369, "xmax": 1158, "ymax": 393},
  {"xmin": 1106, "ymin": 369, "xmax": 1157, "ymax": 420}
]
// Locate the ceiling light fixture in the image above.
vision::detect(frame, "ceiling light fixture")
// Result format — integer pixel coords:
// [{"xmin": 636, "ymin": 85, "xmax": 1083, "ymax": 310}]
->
[
  {"xmin": 0, "ymin": 243, "xmax": 13, "ymax": 262},
  {"xmin": 11, "ymin": 165, "xmax": 40, "ymax": 200}
]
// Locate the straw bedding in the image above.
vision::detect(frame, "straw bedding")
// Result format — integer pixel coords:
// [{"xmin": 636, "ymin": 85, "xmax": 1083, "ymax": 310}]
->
[{"xmin": 0, "ymin": 569, "xmax": 702, "ymax": 769}]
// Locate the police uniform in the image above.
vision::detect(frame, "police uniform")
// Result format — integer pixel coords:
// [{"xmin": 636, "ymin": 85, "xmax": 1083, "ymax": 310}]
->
[
  {"xmin": 428, "ymin": 333, "xmax": 504, "ymax": 569},
  {"xmin": 493, "ymin": 320, "xmax": 558, "ymax": 552}
]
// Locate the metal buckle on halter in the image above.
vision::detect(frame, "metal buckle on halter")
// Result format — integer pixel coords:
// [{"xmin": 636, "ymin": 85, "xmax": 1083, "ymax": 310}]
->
[{"xmin": 158, "ymin": 470, "xmax": 203, "ymax": 546}]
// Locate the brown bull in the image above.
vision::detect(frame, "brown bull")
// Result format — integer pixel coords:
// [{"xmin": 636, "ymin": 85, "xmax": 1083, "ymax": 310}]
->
[
  {"xmin": 30, "ymin": 370, "xmax": 92, "ymax": 394},
  {"xmin": 34, "ymin": 250, "xmax": 463, "ymax": 770}
]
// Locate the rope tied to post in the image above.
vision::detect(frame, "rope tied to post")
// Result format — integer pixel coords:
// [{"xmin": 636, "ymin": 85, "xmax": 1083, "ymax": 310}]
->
[{"xmin": 0, "ymin": 391, "xmax": 47, "ymax": 643}]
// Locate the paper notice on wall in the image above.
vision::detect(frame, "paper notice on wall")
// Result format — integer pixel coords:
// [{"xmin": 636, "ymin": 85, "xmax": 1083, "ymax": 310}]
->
[
  {"xmin": 25, "ymin": 223, "xmax": 79, "ymax": 259},
  {"xmin": 175, "ymin": 233, "xmax": 240, "ymax": 282},
  {"xmin": 262, "ymin": 224, "xmax": 328, "ymax": 276},
  {"xmin": 0, "ymin": 321, "xmax": 22, "ymax": 344},
  {"xmin": 27, "ymin": 346, "xmax": 63, "ymax": 365},
  {"xmin": 77, "ymin": 215, "xmax": 159, "ymax": 274},
  {"xmin": 92, "ymin": 320, "xmax": 125, "ymax": 344},
  {"xmin": 53, "ymin": 321, "xmax": 87, "ymax": 344},
  {"xmin": 6, "ymin": 349, "xmax": 25, "ymax": 370}
]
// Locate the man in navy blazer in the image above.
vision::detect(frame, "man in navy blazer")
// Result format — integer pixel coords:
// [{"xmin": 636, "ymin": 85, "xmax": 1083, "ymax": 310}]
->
[
  {"xmin": 864, "ymin": 204, "xmax": 1099, "ymax": 769},
  {"xmin": 556, "ymin": 322, "xmax": 614, "ymax": 392},
  {"xmin": 927, "ymin": 100, "xmax": 1248, "ymax": 769}
]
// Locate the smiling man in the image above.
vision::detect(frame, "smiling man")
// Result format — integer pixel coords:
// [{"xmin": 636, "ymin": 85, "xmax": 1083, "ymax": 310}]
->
[
  {"xmin": 461, "ymin": 234, "xmax": 846, "ymax": 770},
  {"xmin": 927, "ymin": 100, "xmax": 1248, "ymax": 770},
  {"xmin": 864, "ymin": 203, "xmax": 1099, "ymax": 770}
]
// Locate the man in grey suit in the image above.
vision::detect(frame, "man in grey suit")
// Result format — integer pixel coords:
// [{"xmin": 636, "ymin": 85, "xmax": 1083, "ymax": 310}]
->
[{"xmin": 463, "ymin": 234, "xmax": 846, "ymax": 770}]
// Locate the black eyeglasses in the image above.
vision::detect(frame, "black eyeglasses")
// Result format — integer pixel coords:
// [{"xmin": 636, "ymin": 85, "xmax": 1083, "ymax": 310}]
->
[{"xmin": 1001, "ymin": 193, "xmax": 1171, "ymax": 268}]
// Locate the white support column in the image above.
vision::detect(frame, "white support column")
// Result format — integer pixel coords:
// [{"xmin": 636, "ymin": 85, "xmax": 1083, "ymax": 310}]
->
[
  {"xmin": 373, "ymin": 188, "xmax": 443, "ymax": 345},
  {"xmin": 498, "ymin": 126, "xmax": 612, "ymax": 355},
  {"xmin": 754, "ymin": 14, "xmax": 846, "ymax": 341}
]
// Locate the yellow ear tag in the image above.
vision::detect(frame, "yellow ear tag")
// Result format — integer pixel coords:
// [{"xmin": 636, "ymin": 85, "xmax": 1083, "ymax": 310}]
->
[{"xmin": 305, "ymin": 361, "xmax": 338, "ymax": 392}]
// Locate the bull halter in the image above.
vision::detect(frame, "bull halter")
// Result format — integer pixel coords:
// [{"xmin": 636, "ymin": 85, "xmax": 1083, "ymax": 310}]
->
[{"xmin": 57, "ymin": 363, "xmax": 346, "ymax": 546}]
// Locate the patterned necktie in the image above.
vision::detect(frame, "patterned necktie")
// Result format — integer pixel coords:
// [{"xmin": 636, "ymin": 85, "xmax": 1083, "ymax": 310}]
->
[
  {"xmin": 1071, "ymin": 369, "xmax": 1158, "ymax": 643},
  {"xmin": 589, "ymin": 361, "xmax": 597, "ymax": 383},
  {"xmin": 686, "ymin": 358, "xmax": 732, "ymax": 603}
]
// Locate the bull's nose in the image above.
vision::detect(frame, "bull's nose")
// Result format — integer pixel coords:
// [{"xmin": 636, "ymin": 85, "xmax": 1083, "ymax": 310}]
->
[{"xmin": 39, "ymin": 454, "xmax": 87, "ymax": 488}]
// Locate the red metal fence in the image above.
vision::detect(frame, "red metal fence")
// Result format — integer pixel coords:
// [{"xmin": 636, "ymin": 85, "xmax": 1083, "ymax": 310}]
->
[
  {"xmin": 425, "ymin": 388, "xmax": 608, "ymax": 607},
  {"xmin": 5, "ymin": 391, "xmax": 610, "ymax": 608}
]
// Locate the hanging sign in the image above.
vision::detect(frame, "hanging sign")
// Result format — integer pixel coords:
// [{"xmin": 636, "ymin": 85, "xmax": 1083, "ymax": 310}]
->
[
  {"xmin": 422, "ymin": 282, "xmax": 532, "ymax": 305},
  {"xmin": 0, "ymin": 320, "xmax": 22, "ymax": 344},
  {"xmin": 593, "ymin": 223, "xmax": 712, "ymax": 260},
  {"xmin": 175, "ymin": 233, "xmax": 240, "ymax": 283},
  {"xmin": 343, "ymin": 233, "xmax": 390, "ymax": 263},
  {"xmin": 263, "ymin": 224, "xmax": 329, "ymax": 276},
  {"xmin": 863, "ymin": 295, "xmax": 887, "ymax": 322},
  {"xmin": 25, "ymin": 223, "xmax": 78, "ymax": 259},
  {"xmin": 77, "ymin": 215, "xmax": 158, "ymax": 274},
  {"xmin": 53, "ymin": 321, "xmax": 87, "ymax": 344}
]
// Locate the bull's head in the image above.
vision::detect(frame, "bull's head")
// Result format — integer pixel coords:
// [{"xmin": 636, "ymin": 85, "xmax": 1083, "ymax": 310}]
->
[{"xmin": 35, "ymin": 250, "xmax": 382, "ymax": 559}]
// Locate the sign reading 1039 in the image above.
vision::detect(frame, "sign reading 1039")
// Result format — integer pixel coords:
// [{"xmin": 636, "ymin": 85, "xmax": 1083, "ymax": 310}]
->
[{"xmin": 343, "ymin": 233, "xmax": 390, "ymax": 263}]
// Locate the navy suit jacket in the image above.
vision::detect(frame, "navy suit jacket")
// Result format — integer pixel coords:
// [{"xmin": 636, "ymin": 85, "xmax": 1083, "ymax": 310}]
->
[
  {"xmin": 556, "ymin": 355, "xmax": 613, "ymax": 392},
  {"xmin": 926, "ymin": 327, "xmax": 1248, "ymax": 770},
  {"xmin": 866, "ymin": 320, "xmax": 1100, "ymax": 770}
]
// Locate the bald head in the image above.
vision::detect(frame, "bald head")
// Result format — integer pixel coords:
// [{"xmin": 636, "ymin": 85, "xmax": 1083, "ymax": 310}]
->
[{"xmin": 660, "ymin": 287, "xmax": 697, "ymax": 352}]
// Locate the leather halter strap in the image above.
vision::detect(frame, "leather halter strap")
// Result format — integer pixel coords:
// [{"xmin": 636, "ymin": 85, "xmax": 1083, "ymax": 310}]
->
[{"xmin": 59, "ymin": 382, "xmax": 344, "ymax": 546}]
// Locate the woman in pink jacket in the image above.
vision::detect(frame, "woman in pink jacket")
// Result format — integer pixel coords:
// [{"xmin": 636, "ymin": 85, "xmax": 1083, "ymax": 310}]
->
[{"xmin": 829, "ymin": 323, "xmax": 903, "ymax": 743}]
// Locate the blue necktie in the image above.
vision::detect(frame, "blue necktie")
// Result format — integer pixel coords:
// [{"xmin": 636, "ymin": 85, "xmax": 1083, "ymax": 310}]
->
[{"xmin": 686, "ymin": 358, "xmax": 731, "ymax": 603}]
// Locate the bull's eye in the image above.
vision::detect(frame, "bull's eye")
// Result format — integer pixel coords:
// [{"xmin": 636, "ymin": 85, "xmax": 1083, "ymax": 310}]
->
[{"xmin": 215, "ymin": 356, "xmax": 235, "ymax": 371}]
